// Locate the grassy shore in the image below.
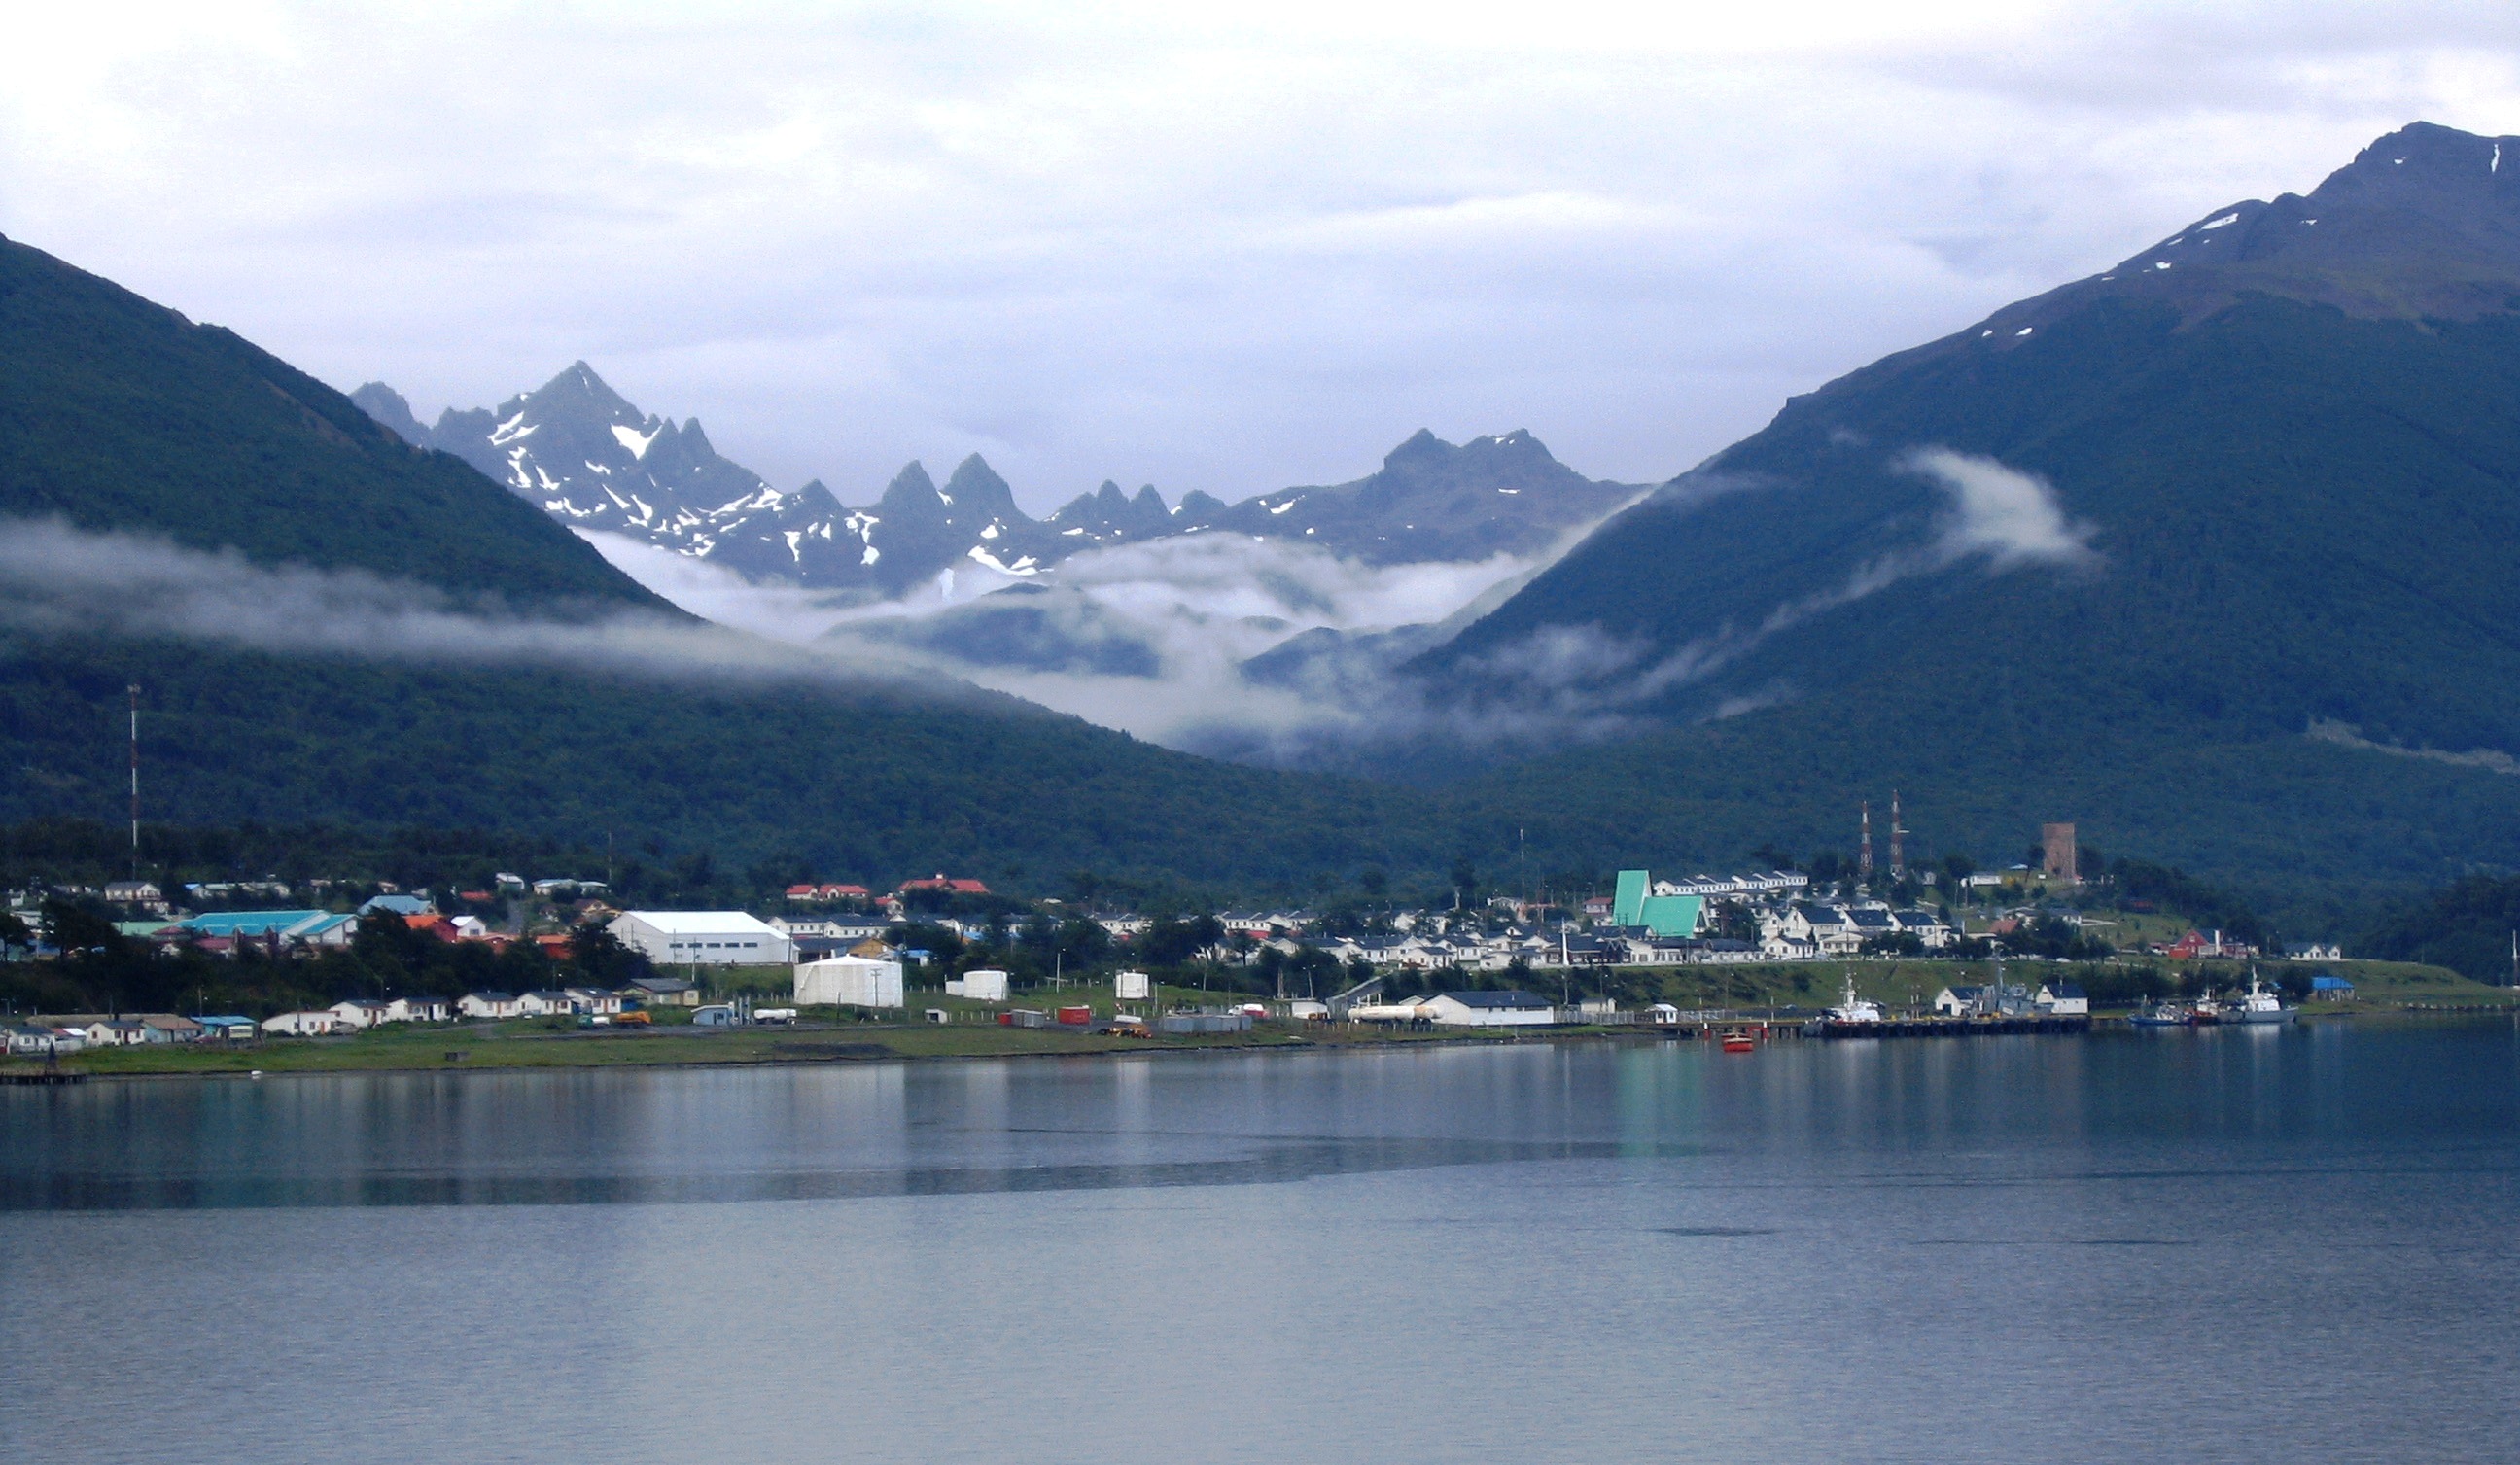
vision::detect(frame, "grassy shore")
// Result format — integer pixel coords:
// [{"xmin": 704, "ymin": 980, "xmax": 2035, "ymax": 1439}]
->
[{"xmin": 7, "ymin": 960, "xmax": 2505, "ymax": 1081}]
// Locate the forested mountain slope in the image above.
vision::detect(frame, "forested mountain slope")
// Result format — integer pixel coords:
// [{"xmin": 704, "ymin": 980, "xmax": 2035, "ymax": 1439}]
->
[
  {"xmin": 0, "ymin": 236, "xmax": 1440, "ymax": 888},
  {"xmin": 0, "ymin": 237, "xmax": 657, "ymax": 611},
  {"xmin": 1428, "ymin": 122, "xmax": 2520, "ymax": 901}
]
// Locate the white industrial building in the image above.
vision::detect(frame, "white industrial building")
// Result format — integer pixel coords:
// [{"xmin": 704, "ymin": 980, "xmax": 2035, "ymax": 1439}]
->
[
  {"xmin": 1421, "ymin": 991, "xmax": 1556, "ymax": 1028},
  {"xmin": 609, "ymin": 911, "xmax": 794, "ymax": 967},
  {"xmin": 796, "ymin": 956, "xmax": 905, "ymax": 1008}
]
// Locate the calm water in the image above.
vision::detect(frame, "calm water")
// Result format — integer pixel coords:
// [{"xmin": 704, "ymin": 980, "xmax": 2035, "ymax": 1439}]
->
[{"xmin": 5, "ymin": 1022, "xmax": 2518, "ymax": 1463}]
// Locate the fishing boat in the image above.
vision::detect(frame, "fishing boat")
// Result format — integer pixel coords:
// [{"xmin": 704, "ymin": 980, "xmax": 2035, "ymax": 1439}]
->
[
  {"xmin": 2227, "ymin": 971, "xmax": 2294, "ymax": 1026},
  {"xmin": 2128, "ymin": 998, "xmax": 2191, "ymax": 1029},
  {"xmin": 1721, "ymin": 1031, "xmax": 1758, "ymax": 1053},
  {"xmin": 2189, "ymin": 992, "xmax": 2224, "ymax": 1027}
]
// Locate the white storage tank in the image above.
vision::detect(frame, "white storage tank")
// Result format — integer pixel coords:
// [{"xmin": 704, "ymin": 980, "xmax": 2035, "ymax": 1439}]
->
[
  {"xmin": 945, "ymin": 968, "xmax": 1010, "ymax": 1002},
  {"xmin": 1114, "ymin": 970, "xmax": 1151, "ymax": 1001},
  {"xmin": 795, "ymin": 956, "xmax": 904, "ymax": 1008}
]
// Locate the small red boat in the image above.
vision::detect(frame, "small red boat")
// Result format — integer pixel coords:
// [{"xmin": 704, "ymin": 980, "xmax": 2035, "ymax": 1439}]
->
[{"xmin": 1721, "ymin": 1033, "xmax": 1757, "ymax": 1054}]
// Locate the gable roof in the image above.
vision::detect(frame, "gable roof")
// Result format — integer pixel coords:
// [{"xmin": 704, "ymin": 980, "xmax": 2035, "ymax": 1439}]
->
[{"xmin": 1437, "ymin": 990, "xmax": 1551, "ymax": 1009}]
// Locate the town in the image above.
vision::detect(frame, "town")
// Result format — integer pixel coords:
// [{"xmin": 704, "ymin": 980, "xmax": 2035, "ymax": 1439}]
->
[{"xmin": 0, "ymin": 818, "xmax": 2430, "ymax": 1064}]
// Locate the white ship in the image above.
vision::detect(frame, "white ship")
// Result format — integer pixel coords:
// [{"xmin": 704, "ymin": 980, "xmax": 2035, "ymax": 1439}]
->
[
  {"xmin": 1826, "ymin": 974, "xmax": 1883, "ymax": 1024},
  {"xmin": 2227, "ymin": 972, "xmax": 2294, "ymax": 1026}
]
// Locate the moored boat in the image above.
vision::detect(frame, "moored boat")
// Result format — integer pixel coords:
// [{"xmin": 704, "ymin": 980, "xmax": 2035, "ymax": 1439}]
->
[
  {"xmin": 1825, "ymin": 974, "xmax": 1883, "ymax": 1026},
  {"xmin": 2227, "ymin": 972, "xmax": 2294, "ymax": 1025},
  {"xmin": 2129, "ymin": 998, "xmax": 2192, "ymax": 1028},
  {"xmin": 1721, "ymin": 1032, "xmax": 1758, "ymax": 1053}
]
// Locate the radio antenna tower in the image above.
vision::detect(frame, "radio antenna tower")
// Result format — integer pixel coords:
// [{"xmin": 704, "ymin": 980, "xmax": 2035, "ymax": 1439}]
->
[
  {"xmin": 127, "ymin": 683, "xmax": 141, "ymax": 880},
  {"xmin": 1859, "ymin": 800, "xmax": 1873, "ymax": 884},
  {"xmin": 1890, "ymin": 791, "xmax": 1906, "ymax": 880}
]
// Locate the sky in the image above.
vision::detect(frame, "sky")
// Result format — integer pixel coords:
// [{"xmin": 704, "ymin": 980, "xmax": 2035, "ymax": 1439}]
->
[{"xmin": 6, "ymin": 3, "xmax": 2519, "ymax": 514}]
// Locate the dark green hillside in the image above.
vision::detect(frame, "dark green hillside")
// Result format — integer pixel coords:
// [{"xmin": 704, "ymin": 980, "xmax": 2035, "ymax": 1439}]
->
[
  {"xmin": 0, "ymin": 634, "xmax": 1434, "ymax": 889},
  {"xmin": 1439, "ymin": 297, "xmax": 2520, "ymax": 908},
  {"xmin": 0, "ymin": 234, "xmax": 1451, "ymax": 889},
  {"xmin": 0, "ymin": 234, "xmax": 658, "ymax": 610},
  {"xmin": 1422, "ymin": 123, "xmax": 2520, "ymax": 909}
]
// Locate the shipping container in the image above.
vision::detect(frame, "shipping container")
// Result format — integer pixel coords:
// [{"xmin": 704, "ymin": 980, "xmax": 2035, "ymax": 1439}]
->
[{"xmin": 1057, "ymin": 1006, "xmax": 1093, "ymax": 1025}]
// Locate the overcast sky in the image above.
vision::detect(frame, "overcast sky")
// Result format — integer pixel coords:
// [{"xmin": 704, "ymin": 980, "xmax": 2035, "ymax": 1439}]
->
[{"xmin": 7, "ymin": 3, "xmax": 2517, "ymax": 511}]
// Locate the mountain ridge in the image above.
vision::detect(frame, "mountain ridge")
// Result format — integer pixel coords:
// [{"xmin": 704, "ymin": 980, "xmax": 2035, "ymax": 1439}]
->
[{"xmin": 355, "ymin": 366, "xmax": 1642, "ymax": 597}]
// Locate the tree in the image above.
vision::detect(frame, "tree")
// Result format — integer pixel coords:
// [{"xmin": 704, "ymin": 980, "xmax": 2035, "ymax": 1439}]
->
[
  {"xmin": 1141, "ymin": 915, "xmax": 1224, "ymax": 967},
  {"xmin": 42, "ymin": 898, "xmax": 123, "ymax": 958},
  {"xmin": 570, "ymin": 921, "xmax": 651, "ymax": 986}
]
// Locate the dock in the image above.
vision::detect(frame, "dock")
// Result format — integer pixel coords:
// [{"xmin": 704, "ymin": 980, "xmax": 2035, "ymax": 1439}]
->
[{"xmin": 1807, "ymin": 1015, "xmax": 2092, "ymax": 1038}]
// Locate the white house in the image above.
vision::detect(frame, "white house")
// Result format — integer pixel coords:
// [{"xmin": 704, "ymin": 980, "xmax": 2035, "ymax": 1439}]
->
[
  {"xmin": 1420, "ymin": 991, "xmax": 1556, "ymax": 1028},
  {"xmin": 458, "ymin": 991, "xmax": 522, "ymax": 1020},
  {"xmin": 82, "ymin": 1019, "xmax": 150, "ymax": 1047},
  {"xmin": 261, "ymin": 1010, "xmax": 342, "ymax": 1036},
  {"xmin": 2035, "ymin": 982, "xmax": 2089, "ymax": 1016},
  {"xmin": 945, "ymin": 968, "xmax": 1010, "ymax": 1002},
  {"xmin": 328, "ymin": 999, "xmax": 395, "ymax": 1030},
  {"xmin": 773, "ymin": 915, "xmax": 891, "ymax": 942},
  {"xmin": 388, "ymin": 995, "xmax": 450, "ymax": 1023},
  {"xmin": 6, "ymin": 1025, "xmax": 66, "ymax": 1056},
  {"xmin": 516, "ymin": 991, "xmax": 576, "ymax": 1017},
  {"xmin": 795, "ymin": 956, "xmax": 905, "ymax": 1008},
  {"xmin": 608, "ymin": 911, "xmax": 794, "ymax": 966},
  {"xmin": 563, "ymin": 988, "xmax": 624, "ymax": 1015}
]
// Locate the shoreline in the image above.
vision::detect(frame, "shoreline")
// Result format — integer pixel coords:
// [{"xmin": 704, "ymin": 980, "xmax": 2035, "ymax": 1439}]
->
[{"xmin": 9, "ymin": 1004, "xmax": 2509, "ymax": 1085}]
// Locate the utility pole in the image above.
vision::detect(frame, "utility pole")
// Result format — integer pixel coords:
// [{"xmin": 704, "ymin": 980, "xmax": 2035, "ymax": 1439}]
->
[
  {"xmin": 1859, "ymin": 801, "xmax": 1873, "ymax": 886},
  {"xmin": 1890, "ymin": 791, "xmax": 1906, "ymax": 881},
  {"xmin": 127, "ymin": 684, "xmax": 141, "ymax": 881}
]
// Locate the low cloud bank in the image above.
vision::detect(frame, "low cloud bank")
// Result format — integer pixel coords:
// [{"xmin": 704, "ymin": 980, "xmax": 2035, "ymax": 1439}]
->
[
  {"xmin": 1447, "ymin": 447, "xmax": 2100, "ymax": 722},
  {"xmin": 0, "ymin": 519, "xmax": 926, "ymax": 688},
  {"xmin": 582, "ymin": 519, "xmax": 1604, "ymax": 758},
  {"xmin": 3, "ymin": 449, "xmax": 2098, "ymax": 772}
]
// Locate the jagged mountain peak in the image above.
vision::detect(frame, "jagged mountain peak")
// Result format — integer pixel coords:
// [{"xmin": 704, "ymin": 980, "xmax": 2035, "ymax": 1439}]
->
[
  {"xmin": 350, "ymin": 382, "xmax": 428, "ymax": 445},
  {"xmin": 353, "ymin": 370, "xmax": 1639, "ymax": 594},
  {"xmin": 941, "ymin": 453, "xmax": 1020, "ymax": 516},
  {"xmin": 881, "ymin": 460, "xmax": 940, "ymax": 505},
  {"xmin": 1385, "ymin": 428, "xmax": 1447, "ymax": 468},
  {"xmin": 499, "ymin": 359, "xmax": 645, "ymax": 428}
]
